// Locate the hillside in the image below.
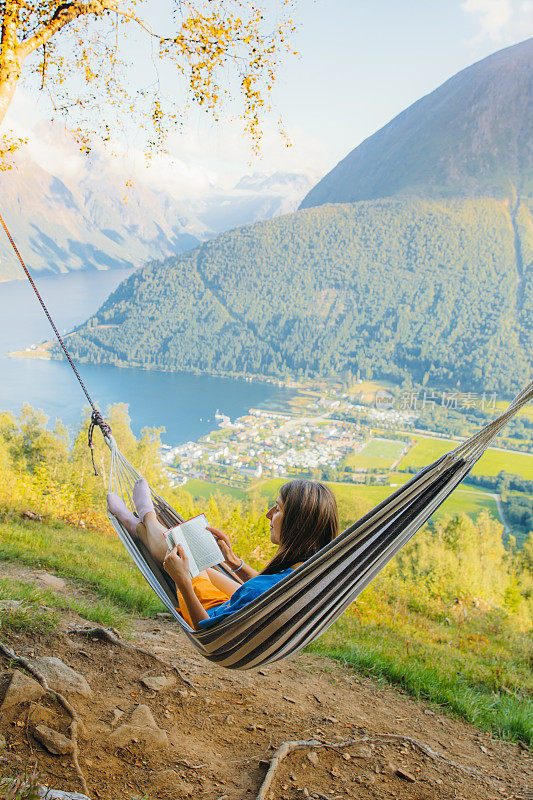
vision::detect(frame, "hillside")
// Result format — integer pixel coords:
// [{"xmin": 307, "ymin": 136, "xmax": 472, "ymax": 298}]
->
[
  {"xmin": 0, "ymin": 563, "xmax": 530, "ymax": 800},
  {"xmin": 0, "ymin": 403, "xmax": 531, "ymax": 796},
  {"xmin": 63, "ymin": 197, "xmax": 532, "ymax": 394},
  {"xmin": 300, "ymin": 38, "xmax": 533, "ymax": 208}
]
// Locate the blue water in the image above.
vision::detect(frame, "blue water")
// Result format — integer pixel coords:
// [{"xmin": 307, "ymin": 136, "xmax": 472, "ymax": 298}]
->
[{"xmin": 0, "ymin": 270, "xmax": 294, "ymax": 445}]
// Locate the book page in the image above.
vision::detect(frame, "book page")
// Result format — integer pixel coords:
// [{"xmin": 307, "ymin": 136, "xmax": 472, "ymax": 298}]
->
[
  {"xmin": 178, "ymin": 514, "xmax": 223, "ymax": 573},
  {"xmin": 164, "ymin": 527, "xmax": 199, "ymax": 578}
]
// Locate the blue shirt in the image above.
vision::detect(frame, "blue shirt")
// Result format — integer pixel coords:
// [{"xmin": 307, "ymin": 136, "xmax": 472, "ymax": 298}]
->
[{"xmin": 198, "ymin": 569, "xmax": 293, "ymax": 628}]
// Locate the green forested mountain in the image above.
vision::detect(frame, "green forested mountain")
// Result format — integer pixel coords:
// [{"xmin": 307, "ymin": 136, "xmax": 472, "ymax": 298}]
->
[
  {"xmin": 61, "ymin": 40, "xmax": 533, "ymax": 394},
  {"xmin": 300, "ymin": 38, "xmax": 532, "ymax": 208},
  {"xmin": 64, "ymin": 197, "xmax": 532, "ymax": 393}
]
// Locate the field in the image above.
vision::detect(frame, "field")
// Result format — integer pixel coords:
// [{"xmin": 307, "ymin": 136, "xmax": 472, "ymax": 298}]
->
[
  {"xmin": 181, "ymin": 478, "xmax": 246, "ymax": 500},
  {"xmin": 252, "ymin": 478, "xmax": 501, "ymax": 527},
  {"xmin": 399, "ymin": 435, "xmax": 533, "ymax": 479},
  {"xmin": 343, "ymin": 437, "xmax": 407, "ymax": 470}
]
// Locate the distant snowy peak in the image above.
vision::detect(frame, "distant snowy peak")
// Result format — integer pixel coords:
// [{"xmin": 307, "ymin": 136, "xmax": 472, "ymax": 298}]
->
[
  {"xmin": 235, "ymin": 171, "xmax": 314, "ymax": 194},
  {"xmin": 193, "ymin": 171, "xmax": 316, "ymax": 234}
]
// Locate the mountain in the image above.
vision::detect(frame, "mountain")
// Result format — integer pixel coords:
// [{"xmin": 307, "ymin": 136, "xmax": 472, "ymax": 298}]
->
[
  {"xmin": 54, "ymin": 40, "xmax": 533, "ymax": 394},
  {"xmin": 300, "ymin": 38, "xmax": 533, "ymax": 209},
  {"xmin": 62, "ymin": 197, "xmax": 532, "ymax": 394},
  {"xmin": 191, "ymin": 172, "xmax": 314, "ymax": 234},
  {"xmin": 0, "ymin": 138, "xmax": 312, "ymax": 281}
]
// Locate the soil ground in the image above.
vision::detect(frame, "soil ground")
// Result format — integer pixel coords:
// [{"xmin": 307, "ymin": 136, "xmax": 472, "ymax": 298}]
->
[{"xmin": 0, "ymin": 562, "xmax": 530, "ymax": 800}]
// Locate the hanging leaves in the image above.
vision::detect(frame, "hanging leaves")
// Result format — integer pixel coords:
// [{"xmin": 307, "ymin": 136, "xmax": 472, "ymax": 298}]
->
[{"xmin": 0, "ymin": 0, "xmax": 296, "ymax": 161}]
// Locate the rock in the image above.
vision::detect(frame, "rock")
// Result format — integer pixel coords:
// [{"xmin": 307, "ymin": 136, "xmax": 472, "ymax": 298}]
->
[
  {"xmin": 109, "ymin": 723, "xmax": 168, "ymax": 749},
  {"xmin": 351, "ymin": 746, "xmax": 373, "ymax": 759},
  {"xmin": 110, "ymin": 708, "xmax": 124, "ymax": 727},
  {"xmin": 31, "ymin": 658, "xmax": 92, "ymax": 698},
  {"xmin": 33, "ymin": 724, "xmax": 73, "ymax": 755},
  {"xmin": 109, "ymin": 704, "xmax": 168, "ymax": 749},
  {"xmin": 155, "ymin": 612, "xmax": 174, "ymax": 620},
  {"xmin": 0, "ymin": 733, "xmax": 6, "ymax": 748},
  {"xmin": 130, "ymin": 704, "xmax": 158, "ymax": 729},
  {"xmin": 306, "ymin": 751, "xmax": 319, "ymax": 765},
  {"xmin": 41, "ymin": 790, "xmax": 92, "ymax": 800},
  {"xmin": 35, "ymin": 572, "xmax": 66, "ymax": 591},
  {"xmin": 323, "ymin": 716, "xmax": 339, "ymax": 723},
  {"xmin": 396, "ymin": 768, "xmax": 416, "ymax": 782},
  {"xmin": 0, "ymin": 784, "xmax": 91, "ymax": 800},
  {"xmin": 282, "ymin": 696, "xmax": 296, "ymax": 703},
  {"xmin": 0, "ymin": 670, "xmax": 45, "ymax": 711},
  {"xmin": 140, "ymin": 674, "xmax": 176, "ymax": 692}
]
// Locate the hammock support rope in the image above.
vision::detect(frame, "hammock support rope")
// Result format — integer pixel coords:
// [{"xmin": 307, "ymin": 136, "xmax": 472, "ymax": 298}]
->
[{"xmin": 2, "ymin": 209, "xmax": 532, "ymax": 669}]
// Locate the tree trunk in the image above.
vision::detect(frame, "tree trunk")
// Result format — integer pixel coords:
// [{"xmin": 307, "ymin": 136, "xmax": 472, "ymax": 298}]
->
[
  {"xmin": 0, "ymin": 1, "xmax": 21, "ymax": 129},
  {"xmin": 0, "ymin": 73, "xmax": 18, "ymax": 128}
]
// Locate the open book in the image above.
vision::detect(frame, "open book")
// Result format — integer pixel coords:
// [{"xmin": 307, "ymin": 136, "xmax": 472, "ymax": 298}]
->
[{"xmin": 164, "ymin": 514, "xmax": 223, "ymax": 578}]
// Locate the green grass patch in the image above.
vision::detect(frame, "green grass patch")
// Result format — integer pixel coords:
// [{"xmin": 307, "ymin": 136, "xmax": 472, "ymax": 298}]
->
[
  {"xmin": 0, "ymin": 603, "xmax": 59, "ymax": 634},
  {"xmin": 308, "ymin": 591, "xmax": 532, "ymax": 745},
  {"xmin": 400, "ymin": 436, "xmax": 533, "ymax": 480},
  {"xmin": 0, "ymin": 516, "xmax": 161, "ymax": 617},
  {"xmin": 0, "ymin": 577, "xmax": 131, "ymax": 629},
  {"xmin": 182, "ymin": 479, "xmax": 246, "ymax": 500},
  {"xmin": 344, "ymin": 437, "xmax": 407, "ymax": 470}
]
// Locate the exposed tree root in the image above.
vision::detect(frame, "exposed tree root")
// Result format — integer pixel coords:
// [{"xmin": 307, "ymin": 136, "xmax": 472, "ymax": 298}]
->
[
  {"xmin": 67, "ymin": 625, "xmax": 195, "ymax": 688},
  {"xmin": 255, "ymin": 733, "xmax": 486, "ymax": 800},
  {"xmin": 0, "ymin": 640, "xmax": 89, "ymax": 796}
]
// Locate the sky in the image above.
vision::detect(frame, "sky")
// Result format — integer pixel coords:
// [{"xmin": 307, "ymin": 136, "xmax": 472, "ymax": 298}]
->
[{"xmin": 4, "ymin": 0, "xmax": 533, "ymax": 198}]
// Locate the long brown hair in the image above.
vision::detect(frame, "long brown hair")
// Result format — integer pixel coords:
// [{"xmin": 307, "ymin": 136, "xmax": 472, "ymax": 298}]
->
[{"xmin": 262, "ymin": 479, "xmax": 339, "ymax": 575}]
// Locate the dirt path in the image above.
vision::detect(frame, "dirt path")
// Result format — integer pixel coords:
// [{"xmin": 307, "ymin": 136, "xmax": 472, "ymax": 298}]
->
[{"xmin": 0, "ymin": 563, "xmax": 530, "ymax": 800}]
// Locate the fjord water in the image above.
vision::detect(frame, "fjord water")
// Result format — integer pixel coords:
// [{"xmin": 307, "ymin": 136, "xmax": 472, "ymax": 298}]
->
[{"xmin": 0, "ymin": 270, "xmax": 294, "ymax": 444}]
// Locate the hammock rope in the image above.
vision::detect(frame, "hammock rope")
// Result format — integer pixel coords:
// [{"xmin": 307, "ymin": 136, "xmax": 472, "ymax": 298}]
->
[
  {"xmin": 2, "ymin": 208, "xmax": 532, "ymax": 669},
  {"xmin": 0, "ymin": 211, "xmax": 111, "ymax": 474}
]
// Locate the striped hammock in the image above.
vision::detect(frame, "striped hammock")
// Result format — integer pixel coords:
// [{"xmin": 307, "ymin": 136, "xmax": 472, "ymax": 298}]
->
[{"xmin": 105, "ymin": 381, "xmax": 532, "ymax": 670}]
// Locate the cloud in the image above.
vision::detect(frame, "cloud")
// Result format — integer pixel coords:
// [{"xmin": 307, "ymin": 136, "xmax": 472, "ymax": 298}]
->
[
  {"xmin": 461, "ymin": 0, "xmax": 533, "ymax": 43},
  {"xmin": 5, "ymin": 87, "xmax": 329, "ymax": 200}
]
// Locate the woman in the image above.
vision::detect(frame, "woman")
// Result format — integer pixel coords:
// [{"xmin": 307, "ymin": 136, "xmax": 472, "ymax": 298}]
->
[{"xmin": 107, "ymin": 478, "xmax": 338, "ymax": 630}]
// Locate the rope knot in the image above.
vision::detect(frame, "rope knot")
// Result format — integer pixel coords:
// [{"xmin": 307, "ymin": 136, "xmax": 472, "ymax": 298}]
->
[{"xmin": 88, "ymin": 410, "xmax": 112, "ymax": 475}]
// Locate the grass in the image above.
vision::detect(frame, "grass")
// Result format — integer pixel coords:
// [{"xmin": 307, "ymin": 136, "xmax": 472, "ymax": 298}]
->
[
  {"xmin": 308, "ymin": 589, "xmax": 533, "ymax": 744},
  {"xmin": 0, "ymin": 515, "xmax": 161, "ymax": 617},
  {"xmin": 0, "ymin": 603, "xmax": 59, "ymax": 634},
  {"xmin": 0, "ymin": 576, "xmax": 131, "ymax": 630},
  {"xmin": 182, "ymin": 479, "xmax": 246, "ymax": 500},
  {"xmin": 343, "ymin": 437, "xmax": 407, "ymax": 470},
  {"xmin": 253, "ymin": 478, "xmax": 502, "ymax": 526},
  {"xmin": 400, "ymin": 435, "xmax": 533, "ymax": 480}
]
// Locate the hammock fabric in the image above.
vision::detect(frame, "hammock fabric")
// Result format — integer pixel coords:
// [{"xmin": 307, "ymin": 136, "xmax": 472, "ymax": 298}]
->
[{"xmin": 105, "ymin": 380, "xmax": 533, "ymax": 670}]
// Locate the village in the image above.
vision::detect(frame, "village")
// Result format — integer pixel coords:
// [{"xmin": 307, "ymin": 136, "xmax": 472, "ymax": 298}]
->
[{"xmin": 161, "ymin": 388, "xmax": 418, "ymax": 489}]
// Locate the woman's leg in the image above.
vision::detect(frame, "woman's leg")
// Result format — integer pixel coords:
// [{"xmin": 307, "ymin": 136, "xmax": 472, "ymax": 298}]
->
[
  {"xmin": 206, "ymin": 567, "xmax": 242, "ymax": 597},
  {"xmin": 136, "ymin": 511, "xmax": 168, "ymax": 563}
]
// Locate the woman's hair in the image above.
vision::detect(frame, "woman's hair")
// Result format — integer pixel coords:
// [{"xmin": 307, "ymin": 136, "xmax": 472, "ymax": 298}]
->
[{"xmin": 261, "ymin": 479, "xmax": 339, "ymax": 575}]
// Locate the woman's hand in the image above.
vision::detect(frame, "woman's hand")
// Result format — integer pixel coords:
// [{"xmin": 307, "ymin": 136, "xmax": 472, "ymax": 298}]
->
[
  {"xmin": 162, "ymin": 545, "xmax": 190, "ymax": 586},
  {"xmin": 207, "ymin": 526, "xmax": 241, "ymax": 570}
]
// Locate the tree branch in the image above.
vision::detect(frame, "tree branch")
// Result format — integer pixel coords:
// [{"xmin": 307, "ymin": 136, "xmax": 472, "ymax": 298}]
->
[{"xmin": 18, "ymin": 0, "xmax": 123, "ymax": 59}]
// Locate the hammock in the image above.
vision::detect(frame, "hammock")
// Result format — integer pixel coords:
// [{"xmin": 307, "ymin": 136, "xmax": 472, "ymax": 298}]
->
[
  {"xmin": 1, "ymin": 210, "xmax": 531, "ymax": 670},
  {"xmin": 105, "ymin": 380, "xmax": 532, "ymax": 670}
]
